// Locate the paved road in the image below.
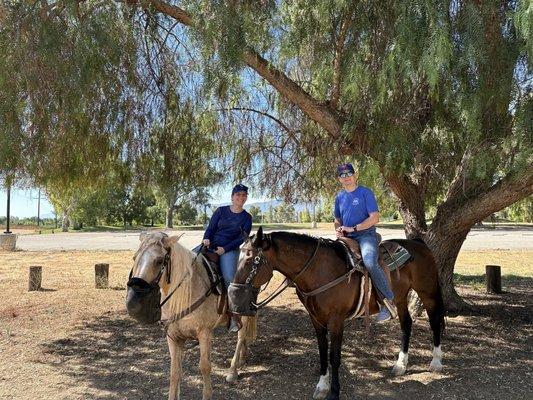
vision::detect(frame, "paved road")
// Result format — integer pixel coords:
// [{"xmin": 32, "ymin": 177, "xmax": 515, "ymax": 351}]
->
[{"xmin": 15, "ymin": 227, "xmax": 533, "ymax": 251}]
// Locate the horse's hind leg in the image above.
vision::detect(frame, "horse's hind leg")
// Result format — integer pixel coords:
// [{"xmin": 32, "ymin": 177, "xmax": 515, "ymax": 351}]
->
[
  {"xmin": 418, "ymin": 291, "xmax": 445, "ymax": 372},
  {"xmin": 392, "ymin": 297, "xmax": 411, "ymax": 376},
  {"xmin": 167, "ymin": 336, "xmax": 184, "ymax": 400},
  {"xmin": 312, "ymin": 320, "xmax": 329, "ymax": 400},
  {"xmin": 198, "ymin": 330, "xmax": 214, "ymax": 400}
]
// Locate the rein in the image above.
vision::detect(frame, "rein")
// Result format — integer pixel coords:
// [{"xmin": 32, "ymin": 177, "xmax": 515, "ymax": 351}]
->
[{"xmin": 249, "ymin": 238, "xmax": 322, "ymax": 309}]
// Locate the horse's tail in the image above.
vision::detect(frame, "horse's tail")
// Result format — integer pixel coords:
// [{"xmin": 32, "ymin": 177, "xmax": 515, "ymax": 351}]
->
[{"xmin": 241, "ymin": 315, "xmax": 258, "ymax": 342}]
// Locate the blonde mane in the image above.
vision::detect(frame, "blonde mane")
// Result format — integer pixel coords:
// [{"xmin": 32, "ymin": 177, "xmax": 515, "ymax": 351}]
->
[{"xmin": 165, "ymin": 239, "xmax": 198, "ymax": 317}]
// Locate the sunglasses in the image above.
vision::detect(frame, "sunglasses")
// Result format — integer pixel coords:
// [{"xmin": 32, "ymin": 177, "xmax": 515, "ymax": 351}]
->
[{"xmin": 338, "ymin": 172, "xmax": 354, "ymax": 178}]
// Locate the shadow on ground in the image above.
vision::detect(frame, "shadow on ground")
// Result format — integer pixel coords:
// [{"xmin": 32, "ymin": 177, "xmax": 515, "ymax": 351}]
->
[{"xmin": 42, "ymin": 282, "xmax": 532, "ymax": 400}]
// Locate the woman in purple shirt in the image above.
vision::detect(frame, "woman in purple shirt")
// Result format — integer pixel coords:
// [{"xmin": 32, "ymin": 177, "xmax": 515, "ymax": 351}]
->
[{"xmin": 201, "ymin": 184, "xmax": 252, "ymax": 331}]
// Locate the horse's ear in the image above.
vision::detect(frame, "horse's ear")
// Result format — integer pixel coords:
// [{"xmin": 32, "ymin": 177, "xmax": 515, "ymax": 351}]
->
[
  {"xmin": 162, "ymin": 233, "xmax": 185, "ymax": 249},
  {"xmin": 252, "ymin": 226, "xmax": 264, "ymax": 247},
  {"xmin": 139, "ymin": 231, "xmax": 148, "ymax": 242}
]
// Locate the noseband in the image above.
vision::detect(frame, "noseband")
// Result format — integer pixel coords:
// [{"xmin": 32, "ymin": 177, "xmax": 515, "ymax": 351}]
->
[{"xmin": 126, "ymin": 247, "xmax": 175, "ymax": 324}]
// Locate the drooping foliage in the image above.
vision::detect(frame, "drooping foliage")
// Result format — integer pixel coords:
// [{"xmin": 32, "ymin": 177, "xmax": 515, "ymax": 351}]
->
[{"xmin": 0, "ymin": 1, "xmax": 144, "ymax": 188}]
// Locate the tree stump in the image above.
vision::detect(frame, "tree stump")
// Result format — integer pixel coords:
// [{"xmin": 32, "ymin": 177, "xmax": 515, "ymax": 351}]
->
[
  {"xmin": 29, "ymin": 266, "xmax": 42, "ymax": 291},
  {"xmin": 485, "ymin": 265, "xmax": 502, "ymax": 294},
  {"xmin": 0, "ymin": 233, "xmax": 17, "ymax": 251},
  {"xmin": 95, "ymin": 263, "xmax": 109, "ymax": 289}
]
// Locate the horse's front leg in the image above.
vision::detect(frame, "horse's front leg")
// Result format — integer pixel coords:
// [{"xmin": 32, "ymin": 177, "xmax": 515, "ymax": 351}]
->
[
  {"xmin": 198, "ymin": 329, "xmax": 214, "ymax": 400},
  {"xmin": 227, "ymin": 333, "xmax": 245, "ymax": 382},
  {"xmin": 327, "ymin": 318, "xmax": 344, "ymax": 400},
  {"xmin": 312, "ymin": 320, "xmax": 329, "ymax": 400},
  {"xmin": 167, "ymin": 335, "xmax": 184, "ymax": 400}
]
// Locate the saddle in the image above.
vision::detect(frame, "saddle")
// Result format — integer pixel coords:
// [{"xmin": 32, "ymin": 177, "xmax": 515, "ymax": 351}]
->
[
  {"xmin": 338, "ymin": 235, "xmax": 411, "ymax": 332},
  {"xmin": 337, "ymin": 236, "xmax": 411, "ymax": 276},
  {"xmin": 200, "ymin": 248, "xmax": 227, "ymax": 315}
]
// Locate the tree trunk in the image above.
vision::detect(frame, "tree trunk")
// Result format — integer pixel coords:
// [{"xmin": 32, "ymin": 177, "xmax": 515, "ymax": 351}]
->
[
  {"xmin": 166, "ymin": 206, "xmax": 173, "ymax": 229},
  {"xmin": 61, "ymin": 212, "xmax": 69, "ymax": 232},
  {"xmin": 426, "ymin": 225, "xmax": 472, "ymax": 312}
]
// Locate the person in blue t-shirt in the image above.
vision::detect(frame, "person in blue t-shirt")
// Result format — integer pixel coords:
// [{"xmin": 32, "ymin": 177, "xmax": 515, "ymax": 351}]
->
[
  {"xmin": 200, "ymin": 183, "xmax": 252, "ymax": 331},
  {"xmin": 333, "ymin": 163, "xmax": 397, "ymax": 322}
]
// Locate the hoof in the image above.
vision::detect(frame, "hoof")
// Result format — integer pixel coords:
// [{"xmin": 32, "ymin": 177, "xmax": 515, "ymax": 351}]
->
[
  {"xmin": 429, "ymin": 359, "xmax": 443, "ymax": 372},
  {"xmin": 391, "ymin": 363, "xmax": 407, "ymax": 376},
  {"xmin": 326, "ymin": 393, "xmax": 339, "ymax": 400},
  {"xmin": 313, "ymin": 387, "xmax": 329, "ymax": 400},
  {"xmin": 226, "ymin": 372, "xmax": 238, "ymax": 382}
]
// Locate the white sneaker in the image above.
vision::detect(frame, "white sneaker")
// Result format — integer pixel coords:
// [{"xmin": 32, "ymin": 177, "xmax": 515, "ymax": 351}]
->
[
  {"xmin": 375, "ymin": 307, "xmax": 392, "ymax": 323},
  {"xmin": 229, "ymin": 318, "xmax": 240, "ymax": 333}
]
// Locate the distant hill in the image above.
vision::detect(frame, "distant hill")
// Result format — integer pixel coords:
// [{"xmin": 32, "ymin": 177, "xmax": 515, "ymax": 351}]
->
[{"xmin": 208, "ymin": 200, "xmax": 313, "ymax": 215}]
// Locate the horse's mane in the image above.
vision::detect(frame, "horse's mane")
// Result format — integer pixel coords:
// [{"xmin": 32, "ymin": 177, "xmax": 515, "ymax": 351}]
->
[
  {"xmin": 165, "ymin": 239, "xmax": 196, "ymax": 317},
  {"xmin": 269, "ymin": 231, "xmax": 350, "ymax": 264}
]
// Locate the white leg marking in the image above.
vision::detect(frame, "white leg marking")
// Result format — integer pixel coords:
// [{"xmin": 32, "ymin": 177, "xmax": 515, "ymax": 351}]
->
[
  {"xmin": 429, "ymin": 345, "xmax": 443, "ymax": 372},
  {"xmin": 391, "ymin": 351, "xmax": 409, "ymax": 376},
  {"xmin": 313, "ymin": 371, "xmax": 330, "ymax": 399}
]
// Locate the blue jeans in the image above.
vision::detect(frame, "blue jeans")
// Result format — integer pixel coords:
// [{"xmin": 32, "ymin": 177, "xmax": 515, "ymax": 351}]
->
[
  {"xmin": 193, "ymin": 245, "xmax": 240, "ymax": 289},
  {"xmin": 350, "ymin": 230, "xmax": 394, "ymax": 301}
]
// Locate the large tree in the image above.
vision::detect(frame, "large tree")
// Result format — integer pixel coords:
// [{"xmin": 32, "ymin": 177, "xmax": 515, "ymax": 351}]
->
[
  {"xmin": 2, "ymin": 1, "xmax": 532, "ymax": 311},
  {"xmin": 146, "ymin": 95, "xmax": 222, "ymax": 228},
  {"xmin": 121, "ymin": 0, "xmax": 532, "ymax": 311}
]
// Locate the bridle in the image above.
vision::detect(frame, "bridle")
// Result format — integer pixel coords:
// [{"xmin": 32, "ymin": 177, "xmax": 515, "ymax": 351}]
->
[{"xmin": 228, "ymin": 237, "xmax": 322, "ymax": 314}]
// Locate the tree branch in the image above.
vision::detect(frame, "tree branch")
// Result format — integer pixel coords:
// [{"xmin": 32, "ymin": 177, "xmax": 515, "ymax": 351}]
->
[
  {"xmin": 330, "ymin": 9, "xmax": 353, "ymax": 109},
  {"xmin": 121, "ymin": 0, "xmax": 369, "ymax": 151},
  {"xmin": 450, "ymin": 168, "xmax": 533, "ymax": 228}
]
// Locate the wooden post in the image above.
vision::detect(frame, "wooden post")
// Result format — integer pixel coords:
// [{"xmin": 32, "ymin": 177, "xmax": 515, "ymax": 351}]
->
[
  {"xmin": 29, "ymin": 266, "xmax": 42, "ymax": 291},
  {"xmin": 485, "ymin": 265, "xmax": 502, "ymax": 294},
  {"xmin": 95, "ymin": 263, "xmax": 109, "ymax": 289}
]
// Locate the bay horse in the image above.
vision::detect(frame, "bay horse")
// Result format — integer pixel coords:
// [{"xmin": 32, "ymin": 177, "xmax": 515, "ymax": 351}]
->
[
  {"xmin": 229, "ymin": 227, "xmax": 445, "ymax": 400},
  {"xmin": 126, "ymin": 232, "xmax": 257, "ymax": 400}
]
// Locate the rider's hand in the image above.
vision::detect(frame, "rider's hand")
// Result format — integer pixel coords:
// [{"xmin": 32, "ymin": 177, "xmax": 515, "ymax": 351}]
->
[
  {"xmin": 341, "ymin": 226, "xmax": 355, "ymax": 234},
  {"xmin": 215, "ymin": 246, "xmax": 225, "ymax": 255},
  {"xmin": 335, "ymin": 227, "xmax": 345, "ymax": 238},
  {"xmin": 203, "ymin": 239, "xmax": 210, "ymax": 247}
]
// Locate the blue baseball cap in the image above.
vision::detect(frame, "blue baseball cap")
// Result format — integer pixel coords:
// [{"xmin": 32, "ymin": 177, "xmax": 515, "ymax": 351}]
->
[
  {"xmin": 336, "ymin": 163, "xmax": 355, "ymax": 176},
  {"xmin": 232, "ymin": 184, "xmax": 249, "ymax": 195}
]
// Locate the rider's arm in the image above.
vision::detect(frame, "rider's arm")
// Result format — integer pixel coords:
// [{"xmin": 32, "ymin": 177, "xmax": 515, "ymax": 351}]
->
[{"xmin": 353, "ymin": 212, "xmax": 379, "ymax": 231}]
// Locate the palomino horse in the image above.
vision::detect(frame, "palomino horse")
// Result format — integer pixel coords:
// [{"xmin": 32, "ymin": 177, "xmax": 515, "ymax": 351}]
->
[
  {"xmin": 229, "ymin": 228, "xmax": 445, "ymax": 400},
  {"xmin": 126, "ymin": 232, "xmax": 257, "ymax": 400}
]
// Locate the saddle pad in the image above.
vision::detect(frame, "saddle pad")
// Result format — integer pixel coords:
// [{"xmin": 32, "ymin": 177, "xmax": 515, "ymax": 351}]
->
[{"xmin": 379, "ymin": 243, "xmax": 412, "ymax": 272}]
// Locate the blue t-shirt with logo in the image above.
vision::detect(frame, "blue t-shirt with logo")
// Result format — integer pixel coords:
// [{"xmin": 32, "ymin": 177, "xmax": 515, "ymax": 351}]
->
[{"xmin": 334, "ymin": 186, "xmax": 379, "ymax": 236}]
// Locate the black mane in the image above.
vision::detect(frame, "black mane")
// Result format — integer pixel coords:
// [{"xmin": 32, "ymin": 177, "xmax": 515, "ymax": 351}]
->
[{"xmin": 269, "ymin": 231, "xmax": 349, "ymax": 264}]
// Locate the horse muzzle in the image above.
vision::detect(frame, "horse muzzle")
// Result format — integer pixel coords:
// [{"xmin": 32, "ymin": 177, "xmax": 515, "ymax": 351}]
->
[
  {"xmin": 228, "ymin": 283, "xmax": 260, "ymax": 316},
  {"xmin": 126, "ymin": 277, "xmax": 162, "ymax": 324}
]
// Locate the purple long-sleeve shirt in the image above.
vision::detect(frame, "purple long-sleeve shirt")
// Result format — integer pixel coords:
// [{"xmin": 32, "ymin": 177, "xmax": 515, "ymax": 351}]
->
[{"xmin": 203, "ymin": 206, "xmax": 252, "ymax": 252}]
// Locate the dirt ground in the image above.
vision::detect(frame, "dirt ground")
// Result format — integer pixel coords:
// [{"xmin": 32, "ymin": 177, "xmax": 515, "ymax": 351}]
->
[{"xmin": 0, "ymin": 250, "xmax": 531, "ymax": 400}]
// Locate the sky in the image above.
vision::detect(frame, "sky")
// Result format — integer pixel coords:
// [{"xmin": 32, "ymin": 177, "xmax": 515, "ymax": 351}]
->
[{"xmin": 0, "ymin": 185, "xmax": 269, "ymax": 218}]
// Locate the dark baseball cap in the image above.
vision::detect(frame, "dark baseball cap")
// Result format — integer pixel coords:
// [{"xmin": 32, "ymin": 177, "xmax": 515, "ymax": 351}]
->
[
  {"xmin": 232, "ymin": 184, "xmax": 249, "ymax": 195},
  {"xmin": 336, "ymin": 163, "xmax": 355, "ymax": 176}
]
